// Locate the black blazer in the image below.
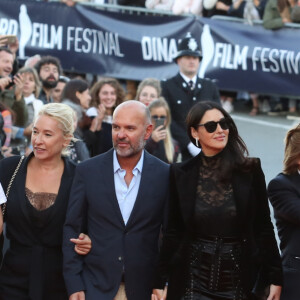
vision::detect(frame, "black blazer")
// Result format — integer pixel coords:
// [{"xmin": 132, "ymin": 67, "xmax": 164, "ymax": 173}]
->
[
  {"xmin": 161, "ymin": 73, "xmax": 220, "ymax": 159},
  {"xmin": 268, "ymin": 172, "xmax": 300, "ymax": 300},
  {"xmin": 154, "ymin": 154, "xmax": 282, "ymax": 299},
  {"xmin": 63, "ymin": 149, "xmax": 169, "ymax": 300},
  {"xmin": 0, "ymin": 153, "xmax": 76, "ymax": 300}
]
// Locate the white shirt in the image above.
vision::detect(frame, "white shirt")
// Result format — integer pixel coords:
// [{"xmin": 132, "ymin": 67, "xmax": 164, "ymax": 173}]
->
[
  {"xmin": 0, "ymin": 183, "xmax": 7, "ymax": 204},
  {"xmin": 180, "ymin": 72, "xmax": 197, "ymax": 87},
  {"xmin": 113, "ymin": 150, "xmax": 144, "ymax": 225}
]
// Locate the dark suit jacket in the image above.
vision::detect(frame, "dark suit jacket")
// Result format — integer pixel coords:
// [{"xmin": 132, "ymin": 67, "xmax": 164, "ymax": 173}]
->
[
  {"xmin": 63, "ymin": 149, "xmax": 169, "ymax": 300},
  {"xmin": 154, "ymin": 154, "xmax": 282, "ymax": 299},
  {"xmin": 268, "ymin": 172, "xmax": 300, "ymax": 300},
  {"xmin": 161, "ymin": 73, "xmax": 220, "ymax": 160}
]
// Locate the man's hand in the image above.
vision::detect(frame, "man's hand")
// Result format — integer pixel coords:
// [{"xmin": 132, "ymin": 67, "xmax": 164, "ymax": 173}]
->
[
  {"xmin": 69, "ymin": 291, "xmax": 85, "ymax": 300},
  {"xmin": 267, "ymin": 284, "xmax": 281, "ymax": 300},
  {"xmin": 8, "ymin": 36, "xmax": 19, "ymax": 57},
  {"xmin": 70, "ymin": 233, "xmax": 92, "ymax": 255},
  {"xmin": 0, "ymin": 77, "xmax": 12, "ymax": 91}
]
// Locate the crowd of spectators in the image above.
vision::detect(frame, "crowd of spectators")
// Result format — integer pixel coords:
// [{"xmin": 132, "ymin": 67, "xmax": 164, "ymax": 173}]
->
[
  {"xmin": 56, "ymin": 0, "xmax": 300, "ymax": 117},
  {"xmin": 0, "ymin": 0, "xmax": 299, "ymax": 163}
]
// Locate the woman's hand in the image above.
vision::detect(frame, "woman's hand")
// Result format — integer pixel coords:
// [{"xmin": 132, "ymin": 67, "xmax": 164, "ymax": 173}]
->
[
  {"xmin": 151, "ymin": 126, "xmax": 167, "ymax": 143},
  {"xmin": 97, "ymin": 103, "xmax": 106, "ymax": 122},
  {"xmin": 267, "ymin": 284, "xmax": 282, "ymax": 300},
  {"xmin": 89, "ymin": 104, "xmax": 105, "ymax": 132},
  {"xmin": 152, "ymin": 286, "xmax": 167, "ymax": 300},
  {"xmin": 69, "ymin": 291, "xmax": 85, "ymax": 300},
  {"xmin": 70, "ymin": 233, "xmax": 92, "ymax": 255}
]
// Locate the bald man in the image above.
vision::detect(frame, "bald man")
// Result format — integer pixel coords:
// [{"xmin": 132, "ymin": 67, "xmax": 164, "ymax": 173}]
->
[{"xmin": 63, "ymin": 101, "xmax": 170, "ymax": 300}]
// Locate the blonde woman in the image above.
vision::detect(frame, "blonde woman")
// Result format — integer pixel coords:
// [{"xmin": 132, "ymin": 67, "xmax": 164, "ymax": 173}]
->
[
  {"xmin": 136, "ymin": 78, "xmax": 161, "ymax": 107},
  {"xmin": 146, "ymin": 98, "xmax": 180, "ymax": 163},
  {"xmin": 0, "ymin": 103, "xmax": 91, "ymax": 299}
]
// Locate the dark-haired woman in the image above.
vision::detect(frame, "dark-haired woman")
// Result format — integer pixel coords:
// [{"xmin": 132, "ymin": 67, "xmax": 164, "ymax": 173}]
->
[
  {"xmin": 61, "ymin": 78, "xmax": 91, "ymax": 123},
  {"xmin": 61, "ymin": 79, "xmax": 91, "ymax": 163},
  {"xmin": 268, "ymin": 124, "xmax": 300, "ymax": 300},
  {"xmin": 153, "ymin": 101, "xmax": 282, "ymax": 300}
]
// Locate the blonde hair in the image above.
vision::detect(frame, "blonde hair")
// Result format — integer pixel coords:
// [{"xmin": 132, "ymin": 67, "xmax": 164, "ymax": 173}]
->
[
  {"xmin": 148, "ymin": 97, "xmax": 175, "ymax": 163},
  {"xmin": 36, "ymin": 103, "xmax": 76, "ymax": 156},
  {"xmin": 283, "ymin": 124, "xmax": 300, "ymax": 175},
  {"xmin": 136, "ymin": 78, "xmax": 161, "ymax": 101},
  {"xmin": 18, "ymin": 66, "xmax": 41, "ymax": 98}
]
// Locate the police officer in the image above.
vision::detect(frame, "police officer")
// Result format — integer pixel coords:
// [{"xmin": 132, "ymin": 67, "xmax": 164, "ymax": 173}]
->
[{"xmin": 162, "ymin": 33, "xmax": 220, "ymax": 161}]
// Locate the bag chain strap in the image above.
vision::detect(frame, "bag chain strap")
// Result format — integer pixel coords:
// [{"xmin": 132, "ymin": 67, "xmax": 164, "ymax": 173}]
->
[{"xmin": 1, "ymin": 156, "xmax": 25, "ymax": 217}]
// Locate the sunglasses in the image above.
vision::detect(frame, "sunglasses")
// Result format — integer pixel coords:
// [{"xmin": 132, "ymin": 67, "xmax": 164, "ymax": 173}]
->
[
  {"xmin": 151, "ymin": 115, "xmax": 167, "ymax": 120},
  {"xmin": 197, "ymin": 118, "xmax": 229, "ymax": 133}
]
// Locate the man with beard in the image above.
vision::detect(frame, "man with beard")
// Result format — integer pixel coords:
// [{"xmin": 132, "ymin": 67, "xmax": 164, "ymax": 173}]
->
[
  {"xmin": 63, "ymin": 101, "xmax": 169, "ymax": 300},
  {"xmin": 34, "ymin": 56, "xmax": 62, "ymax": 104}
]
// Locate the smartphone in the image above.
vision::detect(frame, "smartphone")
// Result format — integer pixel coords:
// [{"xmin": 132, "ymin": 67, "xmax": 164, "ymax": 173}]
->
[
  {"xmin": 155, "ymin": 118, "xmax": 165, "ymax": 130},
  {"xmin": 0, "ymin": 35, "xmax": 17, "ymax": 44}
]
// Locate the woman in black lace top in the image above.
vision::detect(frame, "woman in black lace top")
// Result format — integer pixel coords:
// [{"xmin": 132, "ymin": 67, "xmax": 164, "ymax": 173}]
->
[{"xmin": 153, "ymin": 101, "xmax": 282, "ymax": 300}]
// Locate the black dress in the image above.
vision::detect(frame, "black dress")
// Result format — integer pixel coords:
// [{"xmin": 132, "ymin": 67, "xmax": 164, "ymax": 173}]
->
[
  {"xmin": 84, "ymin": 122, "xmax": 113, "ymax": 157},
  {"xmin": 0, "ymin": 154, "xmax": 76, "ymax": 300},
  {"xmin": 183, "ymin": 153, "xmax": 247, "ymax": 300},
  {"xmin": 145, "ymin": 137, "xmax": 180, "ymax": 164}
]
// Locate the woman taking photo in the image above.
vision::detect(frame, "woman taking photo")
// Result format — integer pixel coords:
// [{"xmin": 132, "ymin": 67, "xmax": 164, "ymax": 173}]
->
[
  {"xmin": 268, "ymin": 124, "xmax": 300, "ymax": 300},
  {"xmin": 146, "ymin": 98, "xmax": 180, "ymax": 163},
  {"xmin": 85, "ymin": 78, "xmax": 125, "ymax": 156},
  {"xmin": 0, "ymin": 103, "xmax": 91, "ymax": 300},
  {"xmin": 153, "ymin": 101, "xmax": 282, "ymax": 300}
]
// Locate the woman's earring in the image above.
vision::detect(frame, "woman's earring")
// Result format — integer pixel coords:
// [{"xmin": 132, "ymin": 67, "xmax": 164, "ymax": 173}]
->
[{"xmin": 195, "ymin": 138, "xmax": 199, "ymax": 147}]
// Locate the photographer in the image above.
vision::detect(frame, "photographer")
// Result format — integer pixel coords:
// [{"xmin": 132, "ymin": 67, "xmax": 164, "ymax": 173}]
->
[
  {"xmin": 0, "ymin": 46, "xmax": 28, "ymax": 127},
  {"xmin": 145, "ymin": 98, "xmax": 180, "ymax": 163}
]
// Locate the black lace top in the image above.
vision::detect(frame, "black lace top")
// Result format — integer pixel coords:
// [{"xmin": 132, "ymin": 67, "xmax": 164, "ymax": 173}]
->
[{"xmin": 192, "ymin": 151, "xmax": 241, "ymax": 238}]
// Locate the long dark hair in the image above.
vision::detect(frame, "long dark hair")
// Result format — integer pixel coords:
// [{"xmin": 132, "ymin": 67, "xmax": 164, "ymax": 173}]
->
[
  {"xmin": 61, "ymin": 79, "xmax": 89, "ymax": 105},
  {"xmin": 186, "ymin": 101, "xmax": 252, "ymax": 179}
]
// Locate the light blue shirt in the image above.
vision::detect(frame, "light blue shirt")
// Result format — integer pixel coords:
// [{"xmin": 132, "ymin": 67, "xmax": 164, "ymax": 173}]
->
[{"xmin": 113, "ymin": 150, "xmax": 144, "ymax": 225}]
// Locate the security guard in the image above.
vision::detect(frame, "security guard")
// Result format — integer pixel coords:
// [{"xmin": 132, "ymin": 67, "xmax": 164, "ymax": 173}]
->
[{"xmin": 162, "ymin": 33, "xmax": 220, "ymax": 161}]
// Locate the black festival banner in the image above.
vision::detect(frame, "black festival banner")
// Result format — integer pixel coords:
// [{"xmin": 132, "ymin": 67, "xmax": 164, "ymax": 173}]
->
[{"xmin": 1, "ymin": 0, "xmax": 300, "ymax": 96}]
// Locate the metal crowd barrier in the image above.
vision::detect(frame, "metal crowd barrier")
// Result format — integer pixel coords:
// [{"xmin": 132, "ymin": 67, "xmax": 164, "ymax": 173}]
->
[{"xmin": 48, "ymin": 0, "xmax": 300, "ymax": 29}]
